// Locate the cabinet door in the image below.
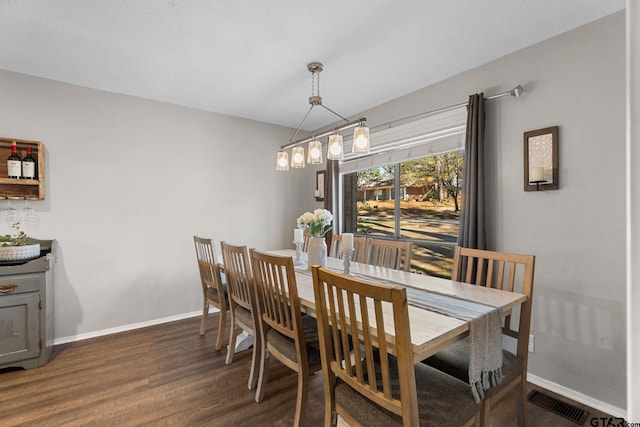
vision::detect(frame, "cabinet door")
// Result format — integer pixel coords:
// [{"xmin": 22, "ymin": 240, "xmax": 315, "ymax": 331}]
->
[{"xmin": 0, "ymin": 292, "xmax": 40, "ymax": 365}]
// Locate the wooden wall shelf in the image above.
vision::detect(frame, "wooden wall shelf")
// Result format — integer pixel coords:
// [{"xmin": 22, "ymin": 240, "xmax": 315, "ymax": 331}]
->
[{"xmin": 0, "ymin": 138, "xmax": 45, "ymax": 200}]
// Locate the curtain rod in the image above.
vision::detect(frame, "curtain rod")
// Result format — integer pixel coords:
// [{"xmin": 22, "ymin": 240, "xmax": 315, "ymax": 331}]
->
[
  {"xmin": 369, "ymin": 84, "xmax": 523, "ymax": 134},
  {"xmin": 339, "ymin": 84, "xmax": 524, "ymax": 166}
]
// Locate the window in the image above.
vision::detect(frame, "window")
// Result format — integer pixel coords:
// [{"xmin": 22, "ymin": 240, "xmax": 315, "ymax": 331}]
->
[
  {"xmin": 340, "ymin": 107, "xmax": 466, "ymax": 278},
  {"xmin": 344, "ymin": 151, "xmax": 463, "ymax": 277}
]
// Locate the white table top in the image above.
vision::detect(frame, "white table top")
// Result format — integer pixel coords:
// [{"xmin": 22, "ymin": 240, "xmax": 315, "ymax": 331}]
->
[{"xmin": 267, "ymin": 249, "xmax": 526, "ymax": 362}]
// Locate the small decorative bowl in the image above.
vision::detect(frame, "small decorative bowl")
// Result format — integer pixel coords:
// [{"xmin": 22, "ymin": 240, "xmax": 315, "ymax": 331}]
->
[{"xmin": 0, "ymin": 243, "xmax": 41, "ymax": 261}]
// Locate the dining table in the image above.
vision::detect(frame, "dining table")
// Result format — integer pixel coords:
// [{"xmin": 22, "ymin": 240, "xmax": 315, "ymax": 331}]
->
[{"xmin": 266, "ymin": 248, "xmax": 527, "ymax": 364}]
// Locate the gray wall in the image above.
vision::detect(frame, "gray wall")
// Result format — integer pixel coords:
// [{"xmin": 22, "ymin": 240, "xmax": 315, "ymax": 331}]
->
[
  {"xmin": 0, "ymin": 69, "xmax": 317, "ymax": 341},
  {"xmin": 354, "ymin": 11, "xmax": 626, "ymax": 412}
]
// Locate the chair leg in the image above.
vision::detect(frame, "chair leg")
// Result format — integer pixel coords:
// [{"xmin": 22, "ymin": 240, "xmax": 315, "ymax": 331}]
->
[
  {"xmin": 515, "ymin": 378, "xmax": 529, "ymax": 427},
  {"xmin": 329, "ymin": 411, "xmax": 337, "ymax": 427},
  {"xmin": 325, "ymin": 377, "xmax": 337, "ymax": 427},
  {"xmin": 247, "ymin": 330, "xmax": 261, "ymax": 390},
  {"xmin": 473, "ymin": 411, "xmax": 482, "ymax": 427},
  {"xmin": 480, "ymin": 399, "xmax": 491, "ymax": 427},
  {"xmin": 214, "ymin": 309, "xmax": 227, "ymax": 351},
  {"xmin": 255, "ymin": 347, "xmax": 270, "ymax": 403},
  {"xmin": 292, "ymin": 369, "xmax": 309, "ymax": 427},
  {"xmin": 226, "ymin": 323, "xmax": 239, "ymax": 365},
  {"xmin": 199, "ymin": 301, "xmax": 208, "ymax": 336}
]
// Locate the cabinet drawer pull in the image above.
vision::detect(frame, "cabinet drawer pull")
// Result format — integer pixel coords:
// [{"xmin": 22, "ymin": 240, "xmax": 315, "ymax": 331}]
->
[{"xmin": 0, "ymin": 284, "xmax": 18, "ymax": 293}]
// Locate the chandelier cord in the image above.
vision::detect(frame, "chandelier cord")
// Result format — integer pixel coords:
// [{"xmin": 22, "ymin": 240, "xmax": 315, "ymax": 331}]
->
[{"xmin": 312, "ymin": 67, "xmax": 319, "ymax": 98}]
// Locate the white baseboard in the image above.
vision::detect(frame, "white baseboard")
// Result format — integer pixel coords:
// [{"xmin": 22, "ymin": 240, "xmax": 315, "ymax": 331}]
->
[
  {"xmin": 527, "ymin": 373, "xmax": 626, "ymax": 419},
  {"xmin": 53, "ymin": 308, "xmax": 219, "ymax": 345}
]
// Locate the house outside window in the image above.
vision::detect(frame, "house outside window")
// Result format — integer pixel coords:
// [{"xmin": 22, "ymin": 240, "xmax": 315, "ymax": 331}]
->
[{"xmin": 343, "ymin": 150, "xmax": 463, "ymax": 278}]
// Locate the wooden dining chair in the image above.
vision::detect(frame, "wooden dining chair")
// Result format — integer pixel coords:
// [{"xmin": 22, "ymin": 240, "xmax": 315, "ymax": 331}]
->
[
  {"xmin": 424, "ymin": 246, "xmax": 535, "ymax": 427},
  {"xmin": 220, "ymin": 241, "xmax": 262, "ymax": 391},
  {"xmin": 250, "ymin": 249, "xmax": 322, "ymax": 426},
  {"xmin": 311, "ymin": 266, "xmax": 480, "ymax": 427},
  {"xmin": 193, "ymin": 236, "xmax": 228, "ymax": 351},
  {"xmin": 362, "ymin": 238, "xmax": 413, "ymax": 272},
  {"xmin": 328, "ymin": 234, "xmax": 367, "ymax": 263}
]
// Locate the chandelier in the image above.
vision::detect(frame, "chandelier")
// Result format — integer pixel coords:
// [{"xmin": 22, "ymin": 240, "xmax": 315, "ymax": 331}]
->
[{"xmin": 276, "ymin": 62, "xmax": 370, "ymax": 171}]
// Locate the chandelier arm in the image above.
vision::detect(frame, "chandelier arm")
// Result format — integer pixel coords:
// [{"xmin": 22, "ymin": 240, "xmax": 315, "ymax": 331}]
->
[
  {"xmin": 288, "ymin": 105, "xmax": 316, "ymax": 143},
  {"xmin": 318, "ymin": 104, "xmax": 349, "ymax": 122}
]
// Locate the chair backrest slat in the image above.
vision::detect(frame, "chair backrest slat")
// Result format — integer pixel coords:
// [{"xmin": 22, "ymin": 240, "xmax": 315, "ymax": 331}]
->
[
  {"xmin": 331, "ymin": 288, "xmax": 350, "ymax": 374},
  {"xmin": 475, "ymin": 256, "xmax": 486, "ymax": 284},
  {"xmin": 495, "ymin": 260, "xmax": 505, "ymax": 289},
  {"xmin": 464, "ymin": 257, "xmax": 474, "ymax": 283},
  {"xmin": 507, "ymin": 262, "xmax": 517, "ymax": 292},
  {"xmin": 301, "ymin": 230, "xmax": 312, "ymax": 252},
  {"xmin": 345, "ymin": 290, "xmax": 364, "ymax": 382},
  {"xmin": 374, "ymin": 298, "xmax": 393, "ymax": 399}
]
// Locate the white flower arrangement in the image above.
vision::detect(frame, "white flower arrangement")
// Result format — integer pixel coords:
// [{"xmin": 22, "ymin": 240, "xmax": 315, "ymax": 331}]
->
[{"xmin": 296, "ymin": 209, "xmax": 333, "ymax": 237}]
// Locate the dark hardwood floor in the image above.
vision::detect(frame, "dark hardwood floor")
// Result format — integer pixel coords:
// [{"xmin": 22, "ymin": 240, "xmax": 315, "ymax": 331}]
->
[{"xmin": 0, "ymin": 314, "xmax": 612, "ymax": 426}]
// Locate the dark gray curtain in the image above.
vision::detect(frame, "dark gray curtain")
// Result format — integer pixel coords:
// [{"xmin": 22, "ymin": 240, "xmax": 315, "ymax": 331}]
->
[
  {"xmin": 324, "ymin": 159, "xmax": 339, "ymax": 245},
  {"xmin": 457, "ymin": 93, "xmax": 486, "ymax": 249}
]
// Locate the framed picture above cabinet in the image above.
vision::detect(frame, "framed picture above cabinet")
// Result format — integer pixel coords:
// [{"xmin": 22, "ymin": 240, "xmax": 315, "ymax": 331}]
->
[{"xmin": 0, "ymin": 137, "xmax": 45, "ymax": 200}]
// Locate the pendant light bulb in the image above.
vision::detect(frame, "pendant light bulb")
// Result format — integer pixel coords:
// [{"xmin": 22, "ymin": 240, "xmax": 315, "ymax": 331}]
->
[
  {"xmin": 291, "ymin": 146, "xmax": 305, "ymax": 168},
  {"xmin": 352, "ymin": 124, "xmax": 370, "ymax": 154},
  {"xmin": 276, "ymin": 151, "xmax": 289, "ymax": 171},
  {"xmin": 307, "ymin": 139, "xmax": 323, "ymax": 164},
  {"xmin": 327, "ymin": 133, "xmax": 344, "ymax": 160}
]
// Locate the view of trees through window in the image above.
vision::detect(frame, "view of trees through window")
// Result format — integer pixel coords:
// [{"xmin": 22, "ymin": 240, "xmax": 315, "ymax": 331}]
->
[{"xmin": 345, "ymin": 150, "xmax": 464, "ymax": 278}]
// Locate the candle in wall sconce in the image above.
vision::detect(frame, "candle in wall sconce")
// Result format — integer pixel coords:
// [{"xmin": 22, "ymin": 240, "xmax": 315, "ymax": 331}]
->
[
  {"xmin": 342, "ymin": 233, "xmax": 354, "ymax": 251},
  {"xmin": 524, "ymin": 126, "xmax": 558, "ymax": 192},
  {"xmin": 294, "ymin": 228, "xmax": 304, "ymax": 243},
  {"xmin": 530, "ymin": 167, "xmax": 545, "ymax": 183}
]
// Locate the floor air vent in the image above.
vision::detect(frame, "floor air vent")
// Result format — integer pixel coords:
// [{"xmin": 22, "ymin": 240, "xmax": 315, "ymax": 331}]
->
[{"xmin": 528, "ymin": 390, "xmax": 589, "ymax": 425}]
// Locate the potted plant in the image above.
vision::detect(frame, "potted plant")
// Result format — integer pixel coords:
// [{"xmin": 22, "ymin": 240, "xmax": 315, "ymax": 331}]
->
[{"xmin": 0, "ymin": 231, "xmax": 40, "ymax": 261}]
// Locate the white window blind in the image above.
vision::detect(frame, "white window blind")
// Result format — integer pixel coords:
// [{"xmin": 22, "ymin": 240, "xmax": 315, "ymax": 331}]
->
[{"xmin": 340, "ymin": 106, "xmax": 467, "ymax": 174}]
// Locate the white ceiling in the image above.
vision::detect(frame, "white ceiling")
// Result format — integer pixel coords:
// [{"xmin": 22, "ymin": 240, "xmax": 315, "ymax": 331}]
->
[{"xmin": 0, "ymin": 0, "xmax": 625, "ymax": 131}]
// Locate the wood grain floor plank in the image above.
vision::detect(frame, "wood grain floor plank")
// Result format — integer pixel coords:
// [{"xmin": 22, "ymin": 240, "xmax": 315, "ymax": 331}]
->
[{"xmin": 0, "ymin": 313, "xmax": 613, "ymax": 426}]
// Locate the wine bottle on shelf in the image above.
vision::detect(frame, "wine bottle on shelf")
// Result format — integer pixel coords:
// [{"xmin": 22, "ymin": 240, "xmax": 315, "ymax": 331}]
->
[
  {"xmin": 7, "ymin": 141, "xmax": 21, "ymax": 179},
  {"xmin": 21, "ymin": 146, "xmax": 36, "ymax": 180}
]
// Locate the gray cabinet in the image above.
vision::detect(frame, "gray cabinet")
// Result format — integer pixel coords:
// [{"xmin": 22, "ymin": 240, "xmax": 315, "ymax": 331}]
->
[{"xmin": 0, "ymin": 239, "xmax": 55, "ymax": 370}]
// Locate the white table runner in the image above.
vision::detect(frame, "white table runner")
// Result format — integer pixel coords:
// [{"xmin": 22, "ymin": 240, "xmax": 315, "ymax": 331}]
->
[{"xmin": 351, "ymin": 271, "xmax": 503, "ymax": 402}]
